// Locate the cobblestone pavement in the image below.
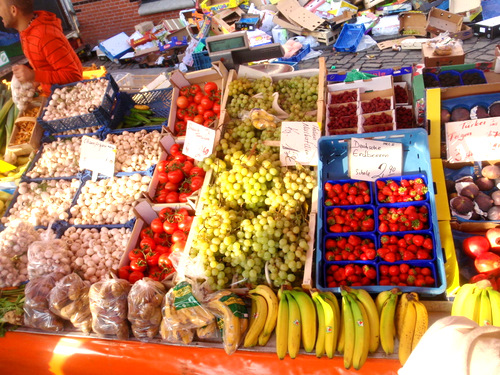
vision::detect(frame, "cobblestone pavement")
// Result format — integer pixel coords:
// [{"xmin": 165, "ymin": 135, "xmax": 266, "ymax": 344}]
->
[{"xmin": 297, "ymin": 35, "xmax": 498, "ymax": 73}]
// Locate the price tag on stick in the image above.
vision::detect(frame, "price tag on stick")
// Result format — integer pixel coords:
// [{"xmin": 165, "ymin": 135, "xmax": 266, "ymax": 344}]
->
[
  {"xmin": 182, "ymin": 120, "xmax": 216, "ymax": 161},
  {"xmin": 348, "ymin": 138, "xmax": 402, "ymax": 181},
  {"xmin": 280, "ymin": 122, "xmax": 320, "ymax": 166},
  {"xmin": 79, "ymin": 136, "xmax": 116, "ymax": 181}
]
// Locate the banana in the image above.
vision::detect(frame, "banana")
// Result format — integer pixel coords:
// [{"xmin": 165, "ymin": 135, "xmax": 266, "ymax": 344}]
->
[
  {"xmin": 375, "ymin": 290, "xmax": 392, "ymax": 315},
  {"xmin": 286, "ymin": 291, "xmax": 301, "ymax": 359},
  {"xmin": 314, "ymin": 292, "xmax": 335, "ymax": 358},
  {"xmin": 321, "ymin": 291, "xmax": 341, "ymax": 355},
  {"xmin": 396, "ymin": 293, "xmax": 411, "ymax": 339},
  {"xmin": 379, "ymin": 291, "xmax": 398, "ymax": 355},
  {"xmin": 249, "ymin": 296, "xmax": 257, "ymax": 327},
  {"xmin": 451, "ymin": 283, "xmax": 476, "ymax": 316},
  {"xmin": 346, "ymin": 294, "xmax": 369, "ymax": 370},
  {"xmin": 207, "ymin": 294, "xmax": 241, "ymax": 355},
  {"xmin": 412, "ymin": 299, "xmax": 428, "ymax": 351},
  {"xmin": 244, "ymin": 294, "xmax": 268, "ymax": 347},
  {"xmin": 461, "ymin": 286, "xmax": 482, "ymax": 323},
  {"xmin": 487, "ymin": 289, "xmax": 500, "ymax": 327},
  {"xmin": 341, "ymin": 293, "xmax": 355, "ymax": 369},
  {"xmin": 276, "ymin": 290, "xmax": 289, "ymax": 360},
  {"xmin": 288, "ymin": 290, "xmax": 317, "ymax": 353},
  {"xmin": 398, "ymin": 298, "xmax": 416, "ymax": 366},
  {"xmin": 250, "ymin": 285, "xmax": 278, "ymax": 346},
  {"xmin": 478, "ymin": 289, "xmax": 493, "ymax": 326},
  {"xmin": 312, "ymin": 292, "xmax": 325, "ymax": 358},
  {"xmin": 357, "ymin": 302, "xmax": 371, "ymax": 369},
  {"xmin": 337, "ymin": 307, "xmax": 345, "ymax": 354},
  {"xmin": 346, "ymin": 287, "xmax": 379, "ymax": 353}
]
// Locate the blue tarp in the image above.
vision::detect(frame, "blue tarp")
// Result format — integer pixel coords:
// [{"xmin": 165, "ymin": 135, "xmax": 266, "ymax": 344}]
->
[{"xmin": 0, "ymin": 31, "xmax": 19, "ymax": 47}]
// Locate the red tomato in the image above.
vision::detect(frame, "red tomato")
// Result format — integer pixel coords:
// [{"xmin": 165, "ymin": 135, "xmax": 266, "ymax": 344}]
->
[
  {"xmin": 158, "ymin": 253, "xmax": 174, "ymax": 271},
  {"xmin": 172, "ymin": 230, "xmax": 187, "ymax": 243},
  {"xmin": 184, "ymin": 115, "xmax": 193, "ymax": 123},
  {"xmin": 189, "ymin": 167, "xmax": 205, "ymax": 178},
  {"xmin": 158, "ymin": 172, "xmax": 169, "ymax": 184},
  {"xmin": 171, "ymin": 240, "xmax": 186, "ymax": 253},
  {"xmin": 157, "ymin": 160, "xmax": 168, "ymax": 174},
  {"xmin": 168, "ymin": 169, "xmax": 184, "ymax": 184},
  {"xmin": 128, "ymin": 248, "xmax": 144, "ymax": 261},
  {"xmin": 190, "ymin": 84, "xmax": 201, "ymax": 95},
  {"xmin": 170, "ymin": 144, "xmax": 181, "ymax": 155},
  {"xmin": 190, "ymin": 176, "xmax": 204, "ymax": 192},
  {"xmin": 203, "ymin": 119, "xmax": 212, "ymax": 127},
  {"xmin": 193, "ymin": 114, "xmax": 204, "ymax": 124},
  {"xmin": 129, "ymin": 271, "xmax": 144, "ymax": 284},
  {"xmin": 153, "ymin": 231, "xmax": 169, "ymax": 245},
  {"xmin": 204, "ymin": 81, "xmax": 218, "ymax": 94},
  {"xmin": 174, "ymin": 121, "xmax": 186, "ymax": 135},
  {"xmin": 140, "ymin": 237, "xmax": 156, "ymax": 252},
  {"xmin": 118, "ymin": 266, "xmax": 132, "ymax": 280},
  {"xmin": 463, "ymin": 236, "xmax": 491, "ymax": 259},
  {"xmin": 130, "ymin": 258, "xmax": 147, "ymax": 272},
  {"xmin": 164, "ymin": 181, "xmax": 179, "ymax": 192},
  {"xmin": 145, "ymin": 250, "xmax": 160, "ymax": 267},
  {"xmin": 475, "ymin": 252, "xmax": 500, "ymax": 273},
  {"xmin": 140, "ymin": 227, "xmax": 154, "ymax": 240},
  {"xmin": 176, "ymin": 96, "xmax": 189, "ymax": 109},
  {"xmin": 166, "ymin": 191, "xmax": 179, "ymax": 203},
  {"xmin": 194, "ymin": 92, "xmax": 204, "ymax": 104},
  {"xmin": 159, "ymin": 207, "xmax": 174, "ymax": 222},
  {"xmin": 200, "ymin": 97, "xmax": 214, "ymax": 110},
  {"xmin": 156, "ymin": 244, "xmax": 171, "ymax": 255},
  {"xmin": 174, "ymin": 153, "xmax": 187, "ymax": 163},
  {"xmin": 176, "ymin": 108, "xmax": 186, "ymax": 120},
  {"xmin": 213, "ymin": 103, "xmax": 221, "ymax": 114},
  {"xmin": 187, "ymin": 103, "xmax": 197, "ymax": 115},
  {"xmin": 180, "ymin": 87, "xmax": 190, "ymax": 97},
  {"xmin": 151, "ymin": 218, "xmax": 164, "ymax": 233},
  {"xmin": 203, "ymin": 110, "xmax": 216, "ymax": 121},
  {"xmin": 196, "ymin": 104, "xmax": 205, "ymax": 115},
  {"xmin": 179, "ymin": 192, "xmax": 190, "ymax": 202},
  {"xmin": 155, "ymin": 191, "xmax": 167, "ymax": 203},
  {"xmin": 163, "ymin": 220, "xmax": 178, "ymax": 234},
  {"xmin": 181, "ymin": 161, "xmax": 194, "ymax": 175}
]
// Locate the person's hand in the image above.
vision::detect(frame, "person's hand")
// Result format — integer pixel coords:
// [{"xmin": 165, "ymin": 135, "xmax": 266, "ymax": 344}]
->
[{"xmin": 12, "ymin": 65, "xmax": 35, "ymax": 82}]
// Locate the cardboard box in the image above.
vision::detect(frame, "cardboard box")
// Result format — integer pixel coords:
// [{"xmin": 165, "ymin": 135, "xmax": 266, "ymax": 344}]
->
[
  {"xmin": 399, "ymin": 12, "xmax": 427, "ymax": 37},
  {"xmin": 8, "ymin": 118, "xmax": 42, "ymax": 156},
  {"xmin": 276, "ymin": 0, "xmax": 324, "ymax": 31},
  {"xmin": 211, "ymin": 7, "xmax": 244, "ymax": 35},
  {"xmin": 432, "ymin": 23, "xmax": 474, "ymax": 40},
  {"xmin": 235, "ymin": 14, "xmax": 261, "ymax": 31},
  {"xmin": 426, "ymin": 7, "xmax": 463, "ymax": 36},
  {"xmin": 302, "ymin": 27, "xmax": 339, "ymax": 46},
  {"xmin": 135, "ymin": 21, "xmax": 154, "ymax": 34},
  {"xmin": 421, "ymin": 43, "xmax": 465, "ymax": 67},
  {"xmin": 273, "ymin": 11, "xmax": 303, "ymax": 34},
  {"xmin": 201, "ymin": 0, "xmax": 247, "ymax": 12},
  {"xmin": 98, "ymin": 32, "xmax": 133, "ymax": 62}
]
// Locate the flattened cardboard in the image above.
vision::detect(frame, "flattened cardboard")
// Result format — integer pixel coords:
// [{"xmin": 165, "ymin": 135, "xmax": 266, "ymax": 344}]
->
[
  {"xmin": 273, "ymin": 11, "xmax": 303, "ymax": 34},
  {"xmin": 426, "ymin": 8, "xmax": 463, "ymax": 35},
  {"xmin": 276, "ymin": 0, "xmax": 324, "ymax": 31},
  {"xmin": 399, "ymin": 12, "xmax": 427, "ymax": 37},
  {"xmin": 422, "ymin": 43, "xmax": 465, "ymax": 67},
  {"xmin": 377, "ymin": 36, "xmax": 416, "ymax": 50}
]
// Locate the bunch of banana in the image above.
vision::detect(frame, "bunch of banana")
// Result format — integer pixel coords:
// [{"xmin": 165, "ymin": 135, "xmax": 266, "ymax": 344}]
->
[
  {"xmin": 340, "ymin": 287, "xmax": 379, "ymax": 370},
  {"xmin": 376, "ymin": 288, "xmax": 401, "ymax": 356},
  {"xmin": 452, "ymin": 282, "xmax": 500, "ymax": 327},
  {"xmin": 396, "ymin": 292, "xmax": 428, "ymax": 366},
  {"xmin": 311, "ymin": 290, "xmax": 340, "ymax": 359},
  {"xmin": 275, "ymin": 288, "xmax": 317, "ymax": 359},
  {"xmin": 244, "ymin": 285, "xmax": 278, "ymax": 348}
]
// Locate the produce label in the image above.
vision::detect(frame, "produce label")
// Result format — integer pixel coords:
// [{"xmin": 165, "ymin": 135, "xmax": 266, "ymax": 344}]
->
[
  {"xmin": 79, "ymin": 136, "xmax": 116, "ymax": 180},
  {"xmin": 219, "ymin": 293, "xmax": 249, "ymax": 319},
  {"xmin": 445, "ymin": 117, "xmax": 500, "ymax": 163},
  {"xmin": 173, "ymin": 281, "xmax": 201, "ymax": 310},
  {"xmin": 0, "ymin": 51, "xmax": 9, "ymax": 68},
  {"xmin": 348, "ymin": 138, "xmax": 402, "ymax": 181},
  {"xmin": 280, "ymin": 122, "xmax": 320, "ymax": 166},
  {"xmin": 183, "ymin": 120, "xmax": 216, "ymax": 161}
]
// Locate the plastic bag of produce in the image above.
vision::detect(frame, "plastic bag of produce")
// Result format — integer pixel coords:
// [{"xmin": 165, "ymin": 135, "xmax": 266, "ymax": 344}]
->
[
  {"xmin": 28, "ymin": 225, "xmax": 72, "ymax": 280},
  {"xmin": 242, "ymin": 109, "xmax": 280, "ymax": 130},
  {"xmin": 206, "ymin": 290, "xmax": 248, "ymax": 355},
  {"xmin": 24, "ymin": 273, "xmax": 65, "ymax": 332},
  {"xmin": 0, "ymin": 220, "xmax": 39, "ymax": 288},
  {"xmin": 160, "ymin": 280, "xmax": 215, "ymax": 344},
  {"xmin": 127, "ymin": 277, "xmax": 166, "ymax": 341},
  {"xmin": 11, "ymin": 75, "xmax": 35, "ymax": 112},
  {"xmin": 88, "ymin": 274, "xmax": 131, "ymax": 340},
  {"xmin": 48, "ymin": 273, "xmax": 92, "ymax": 334}
]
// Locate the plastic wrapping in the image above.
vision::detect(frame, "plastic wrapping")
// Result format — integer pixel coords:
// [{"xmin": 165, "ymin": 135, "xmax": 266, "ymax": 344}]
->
[
  {"xmin": 427, "ymin": 32, "xmax": 463, "ymax": 56},
  {"xmin": 11, "ymin": 75, "xmax": 36, "ymax": 112},
  {"xmin": 243, "ymin": 109, "xmax": 280, "ymax": 130},
  {"xmin": 48, "ymin": 273, "xmax": 92, "ymax": 334},
  {"xmin": 160, "ymin": 280, "xmax": 215, "ymax": 344},
  {"xmin": 27, "ymin": 226, "xmax": 72, "ymax": 280},
  {"xmin": 24, "ymin": 273, "xmax": 65, "ymax": 332},
  {"xmin": 88, "ymin": 275, "xmax": 131, "ymax": 340},
  {"xmin": 127, "ymin": 278, "xmax": 166, "ymax": 341},
  {"xmin": 206, "ymin": 290, "xmax": 248, "ymax": 355},
  {"xmin": 0, "ymin": 220, "xmax": 40, "ymax": 288}
]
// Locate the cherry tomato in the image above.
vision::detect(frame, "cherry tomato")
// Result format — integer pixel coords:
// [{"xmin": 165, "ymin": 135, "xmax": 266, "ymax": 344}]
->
[
  {"xmin": 130, "ymin": 258, "xmax": 147, "ymax": 272},
  {"xmin": 176, "ymin": 96, "xmax": 189, "ymax": 109},
  {"xmin": 140, "ymin": 237, "xmax": 156, "ymax": 252},
  {"xmin": 172, "ymin": 229, "xmax": 187, "ymax": 243},
  {"xmin": 129, "ymin": 271, "xmax": 144, "ymax": 284},
  {"xmin": 151, "ymin": 218, "xmax": 164, "ymax": 233}
]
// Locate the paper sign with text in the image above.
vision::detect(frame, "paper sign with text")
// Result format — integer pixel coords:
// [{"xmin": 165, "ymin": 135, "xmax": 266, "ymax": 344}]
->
[
  {"xmin": 79, "ymin": 136, "xmax": 116, "ymax": 180},
  {"xmin": 348, "ymin": 138, "xmax": 402, "ymax": 181},
  {"xmin": 280, "ymin": 122, "xmax": 320, "ymax": 166},
  {"xmin": 445, "ymin": 117, "xmax": 500, "ymax": 163},
  {"xmin": 182, "ymin": 120, "xmax": 216, "ymax": 161}
]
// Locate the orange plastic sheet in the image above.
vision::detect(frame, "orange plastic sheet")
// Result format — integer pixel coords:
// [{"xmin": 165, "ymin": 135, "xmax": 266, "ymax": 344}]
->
[{"xmin": 0, "ymin": 332, "xmax": 401, "ymax": 375}]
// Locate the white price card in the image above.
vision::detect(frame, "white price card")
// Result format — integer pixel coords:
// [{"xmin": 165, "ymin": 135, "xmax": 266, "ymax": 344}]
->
[
  {"xmin": 79, "ymin": 136, "xmax": 116, "ymax": 181},
  {"xmin": 280, "ymin": 122, "xmax": 320, "ymax": 166},
  {"xmin": 0, "ymin": 51, "xmax": 9, "ymax": 68},
  {"xmin": 348, "ymin": 138, "xmax": 402, "ymax": 181},
  {"xmin": 182, "ymin": 120, "xmax": 216, "ymax": 161},
  {"xmin": 445, "ymin": 117, "xmax": 500, "ymax": 163}
]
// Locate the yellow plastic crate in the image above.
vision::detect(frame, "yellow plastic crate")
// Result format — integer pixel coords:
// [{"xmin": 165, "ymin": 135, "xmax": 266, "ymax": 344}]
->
[{"xmin": 82, "ymin": 65, "xmax": 107, "ymax": 80}]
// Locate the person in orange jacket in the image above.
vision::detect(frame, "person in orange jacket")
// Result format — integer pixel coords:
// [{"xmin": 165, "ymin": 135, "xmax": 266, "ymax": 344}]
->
[{"xmin": 0, "ymin": 0, "xmax": 83, "ymax": 96}]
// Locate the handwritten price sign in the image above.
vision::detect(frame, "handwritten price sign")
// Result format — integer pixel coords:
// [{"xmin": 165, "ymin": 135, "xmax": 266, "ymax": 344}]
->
[
  {"xmin": 348, "ymin": 138, "xmax": 402, "ymax": 181},
  {"xmin": 280, "ymin": 122, "xmax": 320, "ymax": 166},
  {"xmin": 445, "ymin": 117, "xmax": 500, "ymax": 163},
  {"xmin": 79, "ymin": 136, "xmax": 116, "ymax": 180},
  {"xmin": 182, "ymin": 121, "xmax": 216, "ymax": 161}
]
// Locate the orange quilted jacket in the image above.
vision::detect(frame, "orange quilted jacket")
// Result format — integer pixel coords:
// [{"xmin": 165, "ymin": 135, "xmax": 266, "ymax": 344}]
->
[{"xmin": 20, "ymin": 11, "xmax": 82, "ymax": 96}]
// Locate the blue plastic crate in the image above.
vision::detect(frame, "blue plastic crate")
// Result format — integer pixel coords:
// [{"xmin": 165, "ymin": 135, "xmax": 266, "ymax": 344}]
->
[
  {"xmin": 38, "ymin": 74, "xmax": 119, "ymax": 134},
  {"xmin": 334, "ymin": 24, "xmax": 365, "ymax": 53},
  {"xmin": 192, "ymin": 51, "xmax": 212, "ymax": 70},
  {"xmin": 375, "ymin": 173, "xmax": 430, "ymax": 204},
  {"xmin": 277, "ymin": 44, "xmax": 311, "ymax": 63},
  {"xmin": 461, "ymin": 69, "xmax": 487, "ymax": 85},
  {"xmin": 316, "ymin": 128, "xmax": 445, "ymax": 297}
]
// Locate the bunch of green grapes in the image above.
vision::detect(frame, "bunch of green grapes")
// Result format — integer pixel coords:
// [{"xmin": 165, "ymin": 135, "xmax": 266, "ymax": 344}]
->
[{"xmin": 275, "ymin": 75, "xmax": 319, "ymax": 115}]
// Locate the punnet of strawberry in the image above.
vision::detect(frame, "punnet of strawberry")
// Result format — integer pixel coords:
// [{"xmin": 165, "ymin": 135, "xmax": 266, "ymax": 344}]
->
[
  {"xmin": 325, "ymin": 263, "xmax": 377, "ymax": 288},
  {"xmin": 378, "ymin": 263, "xmax": 435, "ymax": 287},
  {"xmin": 376, "ymin": 176, "xmax": 429, "ymax": 203},
  {"xmin": 324, "ymin": 234, "xmax": 377, "ymax": 261},
  {"xmin": 378, "ymin": 204, "xmax": 430, "ymax": 232},
  {"xmin": 324, "ymin": 180, "xmax": 371, "ymax": 206},
  {"xmin": 326, "ymin": 206, "xmax": 376, "ymax": 233},
  {"xmin": 377, "ymin": 233, "xmax": 434, "ymax": 262}
]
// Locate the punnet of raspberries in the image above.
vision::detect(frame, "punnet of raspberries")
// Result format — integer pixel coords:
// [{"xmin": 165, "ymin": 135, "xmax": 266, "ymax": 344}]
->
[
  {"xmin": 330, "ymin": 90, "xmax": 357, "ymax": 104},
  {"xmin": 361, "ymin": 97, "xmax": 391, "ymax": 114}
]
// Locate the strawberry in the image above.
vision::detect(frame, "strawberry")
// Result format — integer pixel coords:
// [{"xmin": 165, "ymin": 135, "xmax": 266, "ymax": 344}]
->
[
  {"xmin": 388, "ymin": 181, "xmax": 399, "ymax": 191},
  {"xmin": 400, "ymin": 179, "xmax": 410, "ymax": 187},
  {"xmin": 376, "ymin": 180, "xmax": 386, "ymax": 189},
  {"xmin": 379, "ymin": 222, "xmax": 389, "ymax": 232},
  {"xmin": 382, "ymin": 186, "xmax": 393, "ymax": 196},
  {"xmin": 387, "ymin": 195, "xmax": 397, "ymax": 203},
  {"xmin": 411, "ymin": 219, "xmax": 424, "ymax": 231},
  {"xmin": 398, "ymin": 186, "xmax": 407, "ymax": 196}
]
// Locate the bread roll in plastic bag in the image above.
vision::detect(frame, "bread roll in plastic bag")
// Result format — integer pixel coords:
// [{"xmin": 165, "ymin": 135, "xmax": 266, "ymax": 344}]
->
[
  {"xmin": 49, "ymin": 273, "xmax": 92, "ymax": 334},
  {"xmin": 89, "ymin": 275, "xmax": 130, "ymax": 340},
  {"xmin": 128, "ymin": 277, "xmax": 166, "ymax": 341},
  {"xmin": 24, "ymin": 273, "xmax": 65, "ymax": 332}
]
